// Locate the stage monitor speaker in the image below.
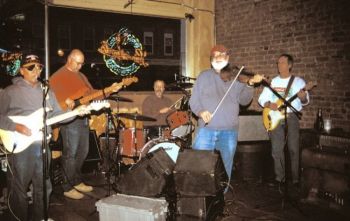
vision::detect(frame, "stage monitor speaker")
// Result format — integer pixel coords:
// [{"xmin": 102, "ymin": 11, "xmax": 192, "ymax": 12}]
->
[
  {"xmin": 115, "ymin": 148, "xmax": 175, "ymax": 197},
  {"xmin": 173, "ymin": 149, "xmax": 228, "ymax": 196}
]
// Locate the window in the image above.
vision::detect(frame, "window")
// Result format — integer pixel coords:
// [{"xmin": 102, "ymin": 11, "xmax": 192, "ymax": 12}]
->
[
  {"xmin": 103, "ymin": 27, "xmax": 114, "ymax": 39},
  {"xmin": 84, "ymin": 26, "xmax": 95, "ymax": 51},
  {"xmin": 143, "ymin": 31, "xmax": 153, "ymax": 55},
  {"xmin": 32, "ymin": 23, "xmax": 44, "ymax": 49},
  {"xmin": 164, "ymin": 33, "xmax": 173, "ymax": 56},
  {"xmin": 57, "ymin": 24, "xmax": 71, "ymax": 50}
]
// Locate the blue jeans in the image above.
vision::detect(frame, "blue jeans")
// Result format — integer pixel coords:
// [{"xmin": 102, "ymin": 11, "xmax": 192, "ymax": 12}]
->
[
  {"xmin": 60, "ymin": 118, "xmax": 89, "ymax": 191},
  {"xmin": 7, "ymin": 141, "xmax": 52, "ymax": 221},
  {"xmin": 192, "ymin": 127, "xmax": 238, "ymax": 184},
  {"xmin": 269, "ymin": 113, "xmax": 300, "ymax": 183}
]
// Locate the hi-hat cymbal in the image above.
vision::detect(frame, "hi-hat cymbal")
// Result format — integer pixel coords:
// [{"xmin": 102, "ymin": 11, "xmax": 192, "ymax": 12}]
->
[
  {"xmin": 116, "ymin": 113, "xmax": 156, "ymax": 121},
  {"xmin": 107, "ymin": 95, "xmax": 133, "ymax": 102},
  {"xmin": 166, "ymin": 82, "xmax": 193, "ymax": 89}
]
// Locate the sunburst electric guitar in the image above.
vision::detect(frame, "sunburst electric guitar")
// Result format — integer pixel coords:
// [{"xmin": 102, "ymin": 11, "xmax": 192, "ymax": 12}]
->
[
  {"xmin": 59, "ymin": 76, "xmax": 138, "ymax": 110},
  {"xmin": 0, "ymin": 101, "xmax": 110, "ymax": 153},
  {"xmin": 263, "ymin": 81, "xmax": 317, "ymax": 131}
]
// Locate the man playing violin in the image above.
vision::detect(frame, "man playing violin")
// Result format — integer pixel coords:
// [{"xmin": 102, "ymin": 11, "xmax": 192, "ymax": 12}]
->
[
  {"xmin": 189, "ymin": 45, "xmax": 264, "ymax": 192},
  {"xmin": 258, "ymin": 54, "xmax": 309, "ymax": 190}
]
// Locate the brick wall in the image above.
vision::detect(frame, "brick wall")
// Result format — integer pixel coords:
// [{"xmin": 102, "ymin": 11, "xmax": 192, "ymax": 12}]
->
[{"xmin": 215, "ymin": 0, "xmax": 350, "ymax": 131}]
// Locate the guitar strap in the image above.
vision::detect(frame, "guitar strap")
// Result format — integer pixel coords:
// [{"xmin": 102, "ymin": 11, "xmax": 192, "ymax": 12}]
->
[{"xmin": 284, "ymin": 75, "xmax": 295, "ymax": 99}]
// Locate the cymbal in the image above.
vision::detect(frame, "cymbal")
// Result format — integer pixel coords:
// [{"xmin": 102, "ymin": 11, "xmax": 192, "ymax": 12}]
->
[
  {"xmin": 116, "ymin": 113, "xmax": 157, "ymax": 121},
  {"xmin": 166, "ymin": 82, "xmax": 193, "ymax": 89},
  {"xmin": 107, "ymin": 95, "xmax": 133, "ymax": 102}
]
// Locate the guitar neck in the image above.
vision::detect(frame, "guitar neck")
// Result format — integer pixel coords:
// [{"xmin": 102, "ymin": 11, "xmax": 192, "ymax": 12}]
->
[
  {"xmin": 79, "ymin": 84, "xmax": 119, "ymax": 104},
  {"xmin": 46, "ymin": 109, "xmax": 80, "ymax": 126}
]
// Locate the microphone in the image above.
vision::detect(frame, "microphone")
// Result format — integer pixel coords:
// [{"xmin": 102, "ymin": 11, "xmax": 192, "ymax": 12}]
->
[
  {"xmin": 37, "ymin": 77, "xmax": 49, "ymax": 85},
  {"xmin": 91, "ymin": 63, "xmax": 100, "ymax": 72}
]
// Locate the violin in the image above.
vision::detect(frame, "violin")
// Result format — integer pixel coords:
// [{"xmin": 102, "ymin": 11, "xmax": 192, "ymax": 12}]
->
[{"xmin": 220, "ymin": 64, "xmax": 267, "ymax": 84}]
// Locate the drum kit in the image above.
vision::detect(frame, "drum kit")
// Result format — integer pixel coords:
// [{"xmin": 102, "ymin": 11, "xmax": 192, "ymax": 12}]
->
[{"xmin": 102, "ymin": 78, "xmax": 195, "ymax": 177}]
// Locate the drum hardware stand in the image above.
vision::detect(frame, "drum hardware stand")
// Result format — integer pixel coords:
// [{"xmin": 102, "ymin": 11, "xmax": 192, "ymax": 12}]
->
[
  {"xmin": 131, "ymin": 116, "xmax": 139, "ymax": 162},
  {"xmin": 103, "ymin": 96, "xmax": 126, "ymax": 196}
]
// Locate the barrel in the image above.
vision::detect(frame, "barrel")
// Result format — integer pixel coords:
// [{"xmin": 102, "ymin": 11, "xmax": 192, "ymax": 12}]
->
[{"xmin": 234, "ymin": 141, "xmax": 273, "ymax": 182}]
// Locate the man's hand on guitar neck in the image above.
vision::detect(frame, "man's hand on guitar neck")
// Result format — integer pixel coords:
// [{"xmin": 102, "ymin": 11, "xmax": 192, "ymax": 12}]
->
[
  {"xmin": 75, "ymin": 105, "xmax": 91, "ymax": 116},
  {"xmin": 297, "ymin": 89, "xmax": 308, "ymax": 103},
  {"xmin": 65, "ymin": 98, "xmax": 75, "ymax": 110}
]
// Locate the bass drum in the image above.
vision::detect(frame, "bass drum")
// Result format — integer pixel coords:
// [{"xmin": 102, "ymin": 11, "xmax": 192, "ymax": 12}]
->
[{"xmin": 139, "ymin": 138, "xmax": 181, "ymax": 163}]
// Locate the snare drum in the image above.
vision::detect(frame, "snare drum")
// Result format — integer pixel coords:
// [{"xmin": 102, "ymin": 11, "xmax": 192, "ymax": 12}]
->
[
  {"xmin": 119, "ymin": 128, "xmax": 147, "ymax": 157},
  {"xmin": 166, "ymin": 111, "xmax": 193, "ymax": 138},
  {"xmin": 139, "ymin": 138, "xmax": 180, "ymax": 163}
]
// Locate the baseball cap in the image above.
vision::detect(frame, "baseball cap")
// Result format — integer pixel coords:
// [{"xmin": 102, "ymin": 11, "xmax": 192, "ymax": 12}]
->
[
  {"xmin": 21, "ymin": 54, "xmax": 44, "ymax": 69},
  {"xmin": 210, "ymin": 44, "xmax": 229, "ymax": 57}
]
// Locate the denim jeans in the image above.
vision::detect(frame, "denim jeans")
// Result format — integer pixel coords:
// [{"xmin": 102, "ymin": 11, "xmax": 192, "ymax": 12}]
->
[
  {"xmin": 269, "ymin": 113, "xmax": 300, "ymax": 183},
  {"xmin": 7, "ymin": 141, "xmax": 52, "ymax": 221},
  {"xmin": 60, "ymin": 118, "xmax": 89, "ymax": 191},
  {"xmin": 192, "ymin": 127, "xmax": 238, "ymax": 184}
]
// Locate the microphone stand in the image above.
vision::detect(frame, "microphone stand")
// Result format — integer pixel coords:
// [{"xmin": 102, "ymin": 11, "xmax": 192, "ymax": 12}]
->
[{"xmin": 41, "ymin": 82, "xmax": 50, "ymax": 221}]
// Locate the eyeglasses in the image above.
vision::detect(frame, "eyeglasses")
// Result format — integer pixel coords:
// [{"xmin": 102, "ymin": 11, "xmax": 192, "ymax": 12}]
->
[
  {"xmin": 25, "ymin": 64, "xmax": 43, "ymax": 72},
  {"xmin": 72, "ymin": 58, "xmax": 84, "ymax": 66}
]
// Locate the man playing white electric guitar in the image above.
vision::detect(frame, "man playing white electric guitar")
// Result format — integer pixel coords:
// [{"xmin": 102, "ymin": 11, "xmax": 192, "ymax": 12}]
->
[{"xmin": 0, "ymin": 54, "xmax": 91, "ymax": 221}]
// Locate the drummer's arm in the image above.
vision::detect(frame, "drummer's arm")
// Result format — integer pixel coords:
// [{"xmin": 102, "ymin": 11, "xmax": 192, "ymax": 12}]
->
[{"xmin": 159, "ymin": 107, "xmax": 171, "ymax": 114}]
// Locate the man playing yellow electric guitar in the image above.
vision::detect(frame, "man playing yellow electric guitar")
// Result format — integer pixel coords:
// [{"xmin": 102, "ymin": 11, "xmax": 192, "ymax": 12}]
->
[{"xmin": 258, "ymin": 53, "xmax": 310, "ymax": 189}]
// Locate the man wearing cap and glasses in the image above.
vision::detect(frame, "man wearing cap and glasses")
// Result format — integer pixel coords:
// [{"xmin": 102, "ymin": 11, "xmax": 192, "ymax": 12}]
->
[
  {"xmin": 189, "ymin": 45, "xmax": 264, "ymax": 193},
  {"xmin": 0, "ymin": 54, "xmax": 80, "ymax": 220}
]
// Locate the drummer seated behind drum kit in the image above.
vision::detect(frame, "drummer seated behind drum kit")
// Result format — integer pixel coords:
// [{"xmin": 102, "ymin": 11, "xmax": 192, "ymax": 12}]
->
[{"xmin": 111, "ymin": 81, "xmax": 194, "ymax": 166}]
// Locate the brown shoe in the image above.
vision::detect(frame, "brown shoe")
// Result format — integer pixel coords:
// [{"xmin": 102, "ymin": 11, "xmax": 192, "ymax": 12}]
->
[
  {"xmin": 74, "ymin": 182, "xmax": 93, "ymax": 193},
  {"xmin": 64, "ymin": 189, "xmax": 84, "ymax": 200}
]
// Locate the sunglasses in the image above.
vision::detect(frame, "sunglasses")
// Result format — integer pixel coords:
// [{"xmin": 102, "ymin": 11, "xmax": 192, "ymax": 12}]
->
[{"xmin": 25, "ymin": 64, "xmax": 44, "ymax": 72}]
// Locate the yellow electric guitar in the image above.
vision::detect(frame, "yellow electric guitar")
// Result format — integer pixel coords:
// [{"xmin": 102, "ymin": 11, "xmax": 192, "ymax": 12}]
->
[
  {"xmin": 263, "ymin": 81, "xmax": 317, "ymax": 131},
  {"xmin": 0, "ymin": 101, "xmax": 110, "ymax": 153}
]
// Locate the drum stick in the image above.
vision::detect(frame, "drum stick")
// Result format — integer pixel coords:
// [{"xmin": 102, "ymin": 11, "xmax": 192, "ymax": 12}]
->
[{"xmin": 169, "ymin": 97, "xmax": 183, "ymax": 109}]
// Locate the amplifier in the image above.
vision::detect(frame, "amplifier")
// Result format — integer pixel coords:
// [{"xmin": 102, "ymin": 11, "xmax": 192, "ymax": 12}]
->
[
  {"xmin": 301, "ymin": 148, "xmax": 350, "ymax": 175},
  {"xmin": 238, "ymin": 115, "xmax": 269, "ymax": 141},
  {"xmin": 319, "ymin": 134, "xmax": 350, "ymax": 155}
]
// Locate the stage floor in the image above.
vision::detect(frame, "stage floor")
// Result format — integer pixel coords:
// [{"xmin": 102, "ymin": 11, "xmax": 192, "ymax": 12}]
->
[{"xmin": 1, "ymin": 171, "xmax": 349, "ymax": 221}]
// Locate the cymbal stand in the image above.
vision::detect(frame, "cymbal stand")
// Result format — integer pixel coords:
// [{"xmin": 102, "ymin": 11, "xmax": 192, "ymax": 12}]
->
[
  {"xmin": 103, "ymin": 108, "xmax": 118, "ymax": 196},
  {"xmin": 104, "ymin": 97, "xmax": 124, "ymax": 195},
  {"xmin": 132, "ymin": 116, "xmax": 138, "ymax": 161}
]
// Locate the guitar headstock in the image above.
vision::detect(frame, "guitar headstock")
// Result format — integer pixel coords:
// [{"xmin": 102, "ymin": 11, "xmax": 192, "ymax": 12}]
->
[
  {"xmin": 121, "ymin": 76, "xmax": 139, "ymax": 86},
  {"xmin": 88, "ymin": 101, "xmax": 111, "ymax": 111}
]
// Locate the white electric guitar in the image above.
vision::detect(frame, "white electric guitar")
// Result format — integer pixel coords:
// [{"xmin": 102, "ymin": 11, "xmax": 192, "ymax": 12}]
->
[{"xmin": 0, "ymin": 101, "xmax": 110, "ymax": 153}]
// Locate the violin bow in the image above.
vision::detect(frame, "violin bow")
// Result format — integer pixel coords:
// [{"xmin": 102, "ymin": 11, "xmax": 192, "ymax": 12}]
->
[{"xmin": 206, "ymin": 66, "xmax": 245, "ymax": 126}]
